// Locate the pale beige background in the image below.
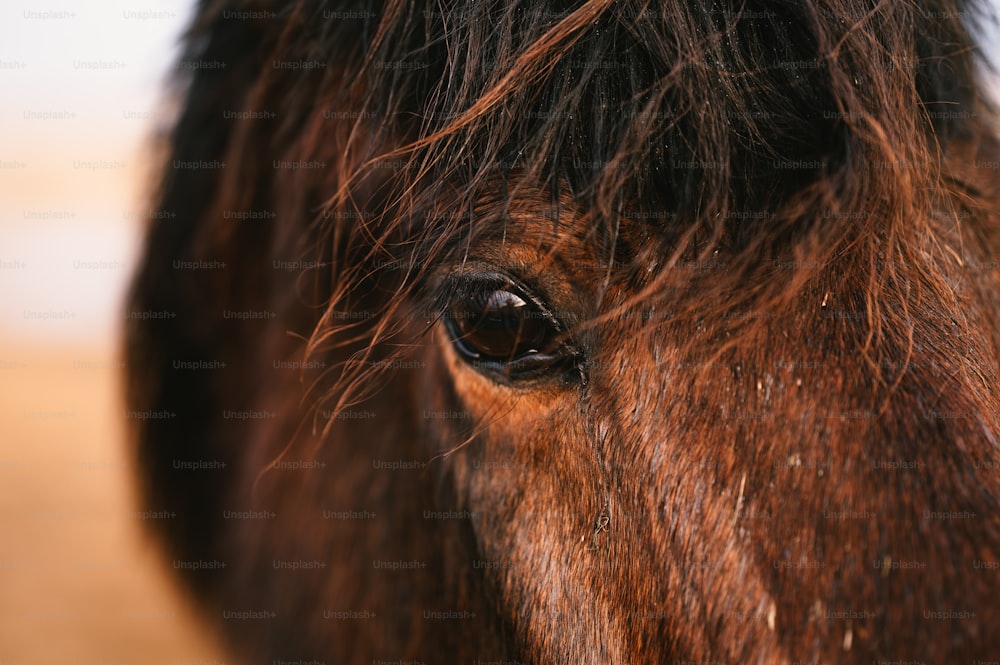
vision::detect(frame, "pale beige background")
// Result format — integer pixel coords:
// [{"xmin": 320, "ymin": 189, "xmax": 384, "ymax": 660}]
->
[{"xmin": 0, "ymin": 2, "xmax": 228, "ymax": 663}]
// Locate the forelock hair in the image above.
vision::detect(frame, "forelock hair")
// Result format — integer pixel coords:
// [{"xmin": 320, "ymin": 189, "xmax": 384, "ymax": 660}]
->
[{"xmin": 165, "ymin": 0, "xmax": 1000, "ymax": 415}]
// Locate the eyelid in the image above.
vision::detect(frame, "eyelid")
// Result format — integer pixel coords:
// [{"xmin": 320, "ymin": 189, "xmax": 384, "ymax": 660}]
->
[{"xmin": 437, "ymin": 269, "xmax": 566, "ymax": 332}]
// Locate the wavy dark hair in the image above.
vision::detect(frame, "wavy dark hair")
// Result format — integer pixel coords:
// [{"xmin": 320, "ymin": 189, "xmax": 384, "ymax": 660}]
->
[{"xmin": 127, "ymin": 0, "xmax": 1000, "ymax": 662}]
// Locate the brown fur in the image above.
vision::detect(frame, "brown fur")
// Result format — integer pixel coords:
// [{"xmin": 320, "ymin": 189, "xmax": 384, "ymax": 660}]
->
[{"xmin": 127, "ymin": 0, "xmax": 1000, "ymax": 662}]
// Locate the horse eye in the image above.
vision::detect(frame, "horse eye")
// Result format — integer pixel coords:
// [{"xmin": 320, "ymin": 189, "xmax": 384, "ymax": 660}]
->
[{"xmin": 442, "ymin": 279, "xmax": 580, "ymax": 383}]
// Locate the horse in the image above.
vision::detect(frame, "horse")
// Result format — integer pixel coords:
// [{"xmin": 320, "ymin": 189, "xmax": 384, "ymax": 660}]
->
[{"xmin": 125, "ymin": 0, "xmax": 1000, "ymax": 662}]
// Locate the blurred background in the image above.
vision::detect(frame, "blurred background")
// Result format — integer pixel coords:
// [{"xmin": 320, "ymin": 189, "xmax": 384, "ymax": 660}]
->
[
  {"xmin": 0, "ymin": 1, "xmax": 999, "ymax": 664},
  {"xmin": 0, "ymin": 1, "xmax": 228, "ymax": 663}
]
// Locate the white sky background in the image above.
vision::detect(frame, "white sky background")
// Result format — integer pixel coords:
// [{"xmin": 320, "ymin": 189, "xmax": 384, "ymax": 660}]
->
[
  {"xmin": 0, "ymin": 1, "xmax": 998, "ymax": 345},
  {"xmin": 0, "ymin": 1, "xmax": 190, "ymax": 346}
]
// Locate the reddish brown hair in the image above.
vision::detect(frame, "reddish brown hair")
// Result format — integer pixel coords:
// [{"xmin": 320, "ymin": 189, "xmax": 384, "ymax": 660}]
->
[{"xmin": 128, "ymin": 0, "xmax": 1000, "ymax": 662}]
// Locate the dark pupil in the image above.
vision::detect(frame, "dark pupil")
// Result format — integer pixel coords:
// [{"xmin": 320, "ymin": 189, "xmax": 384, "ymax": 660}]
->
[{"xmin": 450, "ymin": 290, "xmax": 553, "ymax": 362}]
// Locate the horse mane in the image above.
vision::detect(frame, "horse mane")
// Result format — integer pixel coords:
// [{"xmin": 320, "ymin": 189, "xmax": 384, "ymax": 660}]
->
[{"xmin": 182, "ymin": 0, "xmax": 998, "ymax": 384}]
